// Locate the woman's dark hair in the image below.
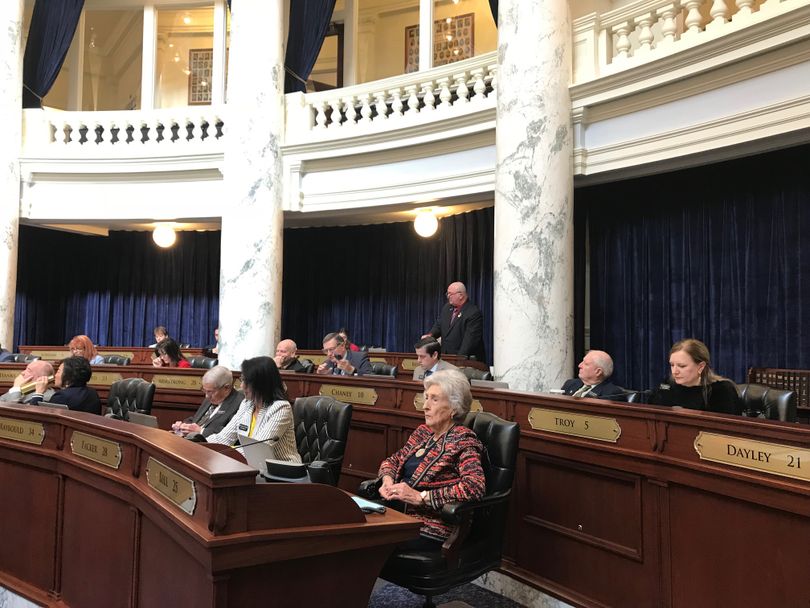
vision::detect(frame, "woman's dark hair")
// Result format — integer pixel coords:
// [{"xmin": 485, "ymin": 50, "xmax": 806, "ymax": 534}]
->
[
  {"xmin": 240, "ymin": 356, "xmax": 288, "ymax": 404},
  {"xmin": 60, "ymin": 356, "xmax": 92, "ymax": 388},
  {"xmin": 155, "ymin": 338, "xmax": 187, "ymax": 365}
]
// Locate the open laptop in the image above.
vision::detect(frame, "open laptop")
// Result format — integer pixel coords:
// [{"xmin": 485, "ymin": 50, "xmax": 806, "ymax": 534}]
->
[
  {"xmin": 38, "ymin": 401, "xmax": 69, "ymax": 410},
  {"xmin": 128, "ymin": 411, "xmax": 159, "ymax": 428},
  {"xmin": 471, "ymin": 379, "xmax": 509, "ymax": 389},
  {"xmin": 237, "ymin": 433, "xmax": 276, "ymax": 476}
]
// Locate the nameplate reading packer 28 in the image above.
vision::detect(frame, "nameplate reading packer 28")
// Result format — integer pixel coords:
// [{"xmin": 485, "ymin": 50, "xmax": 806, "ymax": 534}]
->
[
  {"xmin": 528, "ymin": 408, "xmax": 622, "ymax": 443},
  {"xmin": 152, "ymin": 375, "xmax": 202, "ymax": 391},
  {"xmin": 70, "ymin": 431, "xmax": 122, "ymax": 469},
  {"xmin": 89, "ymin": 372, "xmax": 123, "ymax": 386},
  {"xmin": 694, "ymin": 432, "xmax": 810, "ymax": 483},
  {"xmin": 145, "ymin": 457, "xmax": 197, "ymax": 515},
  {"xmin": 319, "ymin": 385, "xmax": 378, "ymax": 406},
  {"xmin": 0, "ymin": 417, "xmax": 45, "ymax": 445}
]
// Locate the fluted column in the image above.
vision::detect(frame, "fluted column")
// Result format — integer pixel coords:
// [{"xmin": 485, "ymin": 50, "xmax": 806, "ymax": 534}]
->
[
  {"xmin": 493, "ymin": 0, "xmax": 574, "ymax": 391},
  {"xmin": 217, "ymin": 0, "xmax": 285, "ymax": 368},
  {"xmin": 0, "ymin": 1, "xmax": 25, "ymax": 352}
]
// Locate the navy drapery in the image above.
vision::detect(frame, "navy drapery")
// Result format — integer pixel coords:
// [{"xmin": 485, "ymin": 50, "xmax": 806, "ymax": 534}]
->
[
  {"xmin": 281, "ymin": 208, "xmax": 494, "ymax": 356},
  {"xmin": 22, "ymin": 0, "xmax": 85, "ymax": 108},
  {"xmin": 14, "ymin": 227, "xmax": 220, "ymax": 349},
  {"xmin": 489, "ymin": 0, "xmax": 499, "ymax": 25},
  {"xmin": 581, "ymin": 144, "xmax": 810, "ymax": 391},
  {"xmin": 284, "ymin": 0, "xmax": 337, "ymax": 93}
]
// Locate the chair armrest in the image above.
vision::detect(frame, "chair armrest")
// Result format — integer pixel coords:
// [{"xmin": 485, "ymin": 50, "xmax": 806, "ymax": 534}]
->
[
  {"xmin": 357, "ymin": 477, "xmax": 382, "ymax": 499},
  {"xmin": 438, "ymin": 490, "xmax": 512, "ymax": 567}
]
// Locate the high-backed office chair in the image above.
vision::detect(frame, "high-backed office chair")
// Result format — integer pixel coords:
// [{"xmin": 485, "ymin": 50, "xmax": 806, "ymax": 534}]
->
[
  {"xmin": 360, "ymin": 411, "xmax": 519, "ymax": 608},
  {"xmin": 457, "ymin": 366, "xmax": 493, "ymax": 382},
  {"xmin": 188, "ymin": 356, "xmax": 218, "ymax": 369},
  {"xmin": 100, "ymin": 355, "xmax": 131, "ymax": 366},
  {"xmin": 178, "ymin": 343, "xmax": 191, "ymax": 349},
  {"xmin": 6, "ymin": 354, "xmax": 40, "ymax": 363},
  {"xmin": 290, "ymin": 396, "xmax": 353, "ymax": 486},
  {"xmin": 370, "ymin": 361, "xmax": 398, "ymax": 377},
  {"xmin": 626, "ymin": 390, "xmax": 651, "ymax": 404},
  {"xmin": 737, "ymin": 383, "xmax": 797, "ymax": 422},
  {"xmin": 298, "ymin": 358, "xmax": 316, "ymax": 374},
  {"xmin": 106, "ymin": 377, "xmax": 156, "ymax": 417}
]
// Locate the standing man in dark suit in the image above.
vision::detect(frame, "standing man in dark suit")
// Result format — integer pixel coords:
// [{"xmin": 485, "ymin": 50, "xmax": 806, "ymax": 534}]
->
[
  {"xmin": 422, "ymin": 281, "xmax": 486, "ymax": 363},
  {"xmin": 561, "ymin": 350, "xmax": 624, "ymax": 399},
  {"xmin": 171, "ymin": 365, "xmax": 243, "ymax": 437},
  {"xmin": 316, "ymin": 332, "xmax": 372, "ymax": 376}
]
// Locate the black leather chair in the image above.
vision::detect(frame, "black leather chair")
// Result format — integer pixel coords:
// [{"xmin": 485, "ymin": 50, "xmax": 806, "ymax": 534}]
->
[
  {"xmin": 188, "ymin": 356, "xmax": 217, "ymax": 369},
  {"xmin": 370, "ymin": 361, "xmax": 398, "ymax": 377},
  {"xmin": 457, "ymin": 366, "xmax": 493, "ymax": 382},
  {"xmin": 291, "ymin": 396, "xmax": 353, "ymax": 485},
  {"xmin": 100, "ymin": 355, "xmax": 131, "ymax": 366},
  {"xmin": 626, "ymin": 389, "xmax": 652, "ymax": 404},
  {"xmin": 298, "ymin": 358, "xmax": 316, "ymax": 374},
  {"xmin": 737, "ymin": 383, "xmax": 797, "ymax": 422},
  {"xmin": 106, "ymin": 378, "xmax": 156, "ymax": 417},
  {"xmin": 6, "ymin": 353, "xmax": 40, "ymax": 363},
  {"xmin": 363, "ymin": 411, "xmax": 519, "ymax": 607}
]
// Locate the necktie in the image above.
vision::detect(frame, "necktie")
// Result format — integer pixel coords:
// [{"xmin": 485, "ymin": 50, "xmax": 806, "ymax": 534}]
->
[
  {"xmin": 573, "ymin": 384, "xmax": 593, "ymax": 398},
  {"xmin": 424, "ymin": 370, "xmax": 433, "ymax": 378},
  {"xmin": 450, "ymin": 308, "xmax": 460, "ymax": 325},
  {"xmin": 197, "ymin": 405, "xmax": 217, "ymax": 427}
]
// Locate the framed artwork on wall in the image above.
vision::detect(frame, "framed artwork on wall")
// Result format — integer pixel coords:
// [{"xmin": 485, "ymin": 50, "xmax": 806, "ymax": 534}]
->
[
  {"xmin": 405, "ymin": 13, "xmax": 474, "ymax": 73},
  {"xmin": 188, "ymin": 48, "xmax": 213, "ymax": 105}
]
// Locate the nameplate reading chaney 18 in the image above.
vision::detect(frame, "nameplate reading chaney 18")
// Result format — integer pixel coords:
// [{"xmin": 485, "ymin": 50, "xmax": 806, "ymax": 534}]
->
[
  {"xmin": 528, "ymin": 408, "xmax": 622, "ymax": 443},
  {"xmin": 319, "ymin": 385, "xmax": 378, "ymax": 406},
  {"xmin": 694, "ymin": 432, "xmax": 810, "ymax": 483},
  {"xmin": 0, "ymin": 417, "xmax": 45, "ymax": 445},
  {"xmin": 70, "ymin": 431, "xmax": 122, "ymax": 469},
  {"xmin": 145, "ymin": 457, "xmax": 197, "ymax": 515}
]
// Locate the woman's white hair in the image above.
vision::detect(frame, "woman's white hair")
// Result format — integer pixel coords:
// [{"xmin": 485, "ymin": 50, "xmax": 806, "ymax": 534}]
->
[{"xmin": 423, "ymin": 369, "xmax": 472, "ymax": 422}]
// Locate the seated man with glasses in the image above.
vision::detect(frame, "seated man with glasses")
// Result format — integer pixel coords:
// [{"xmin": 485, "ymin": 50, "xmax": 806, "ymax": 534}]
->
[
  {"xmin": 171, "ymin": 365, "xmax": 243, "ymax": 437},
  {"xmin": 316, "ymin": 332, "xmax": 373, "ymax": 376}
]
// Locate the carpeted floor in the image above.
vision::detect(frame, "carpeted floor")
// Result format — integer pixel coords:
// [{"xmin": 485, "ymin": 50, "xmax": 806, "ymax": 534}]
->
[{"xmin": 368, "ymin": 580, "xmax": 525, "ymax": 607}]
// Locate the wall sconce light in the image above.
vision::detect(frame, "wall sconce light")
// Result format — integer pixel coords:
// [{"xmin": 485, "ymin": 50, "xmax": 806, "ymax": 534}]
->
[
  {"xmin": 153, "ymin": 224, "xmax": 177, "ymax": 248},
  {"xmin": 414, "ymin": 210, "xmax": 439, "ymax": 238}
]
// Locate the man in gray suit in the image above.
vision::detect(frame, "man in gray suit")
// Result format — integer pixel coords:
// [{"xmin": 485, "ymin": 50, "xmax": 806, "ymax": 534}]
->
[
  {"xmin": 412, "ymin": 337, "xmax": 457, "ymax": 381},
  {"xmin": 1, "ymin": 360, "xmax": 56, "ymax": 403},
  {"xmin": 171, "ymin": 365, "xmax": 243, "ymax": 438}
]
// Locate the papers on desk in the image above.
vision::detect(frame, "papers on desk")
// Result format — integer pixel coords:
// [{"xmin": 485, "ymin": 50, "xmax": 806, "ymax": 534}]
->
[{"xmin": 351, "ymin": 496, "xmax": 386, "ymax": 514}]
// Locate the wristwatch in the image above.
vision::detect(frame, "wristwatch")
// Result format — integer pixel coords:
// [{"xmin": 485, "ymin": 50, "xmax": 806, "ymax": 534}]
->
[{"xmin": 420, "ymin": 490, "xmax": 428, "ymax": 505}]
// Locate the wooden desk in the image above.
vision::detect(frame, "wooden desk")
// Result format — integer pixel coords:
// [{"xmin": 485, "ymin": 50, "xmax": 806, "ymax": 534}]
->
[
  {"xmin": 0, "ymin": 404, "xmax": 419, "ymax": 607},
  {"xmin": 18, "ymin": 345, "xmax": 204, "ymax": 365},
  {"xmin": 297, "ymin": 349, "xmax": 489, "ymax": 379}
]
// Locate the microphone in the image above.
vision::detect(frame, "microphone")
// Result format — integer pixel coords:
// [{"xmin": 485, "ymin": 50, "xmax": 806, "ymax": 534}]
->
[
  {"xmin": 237, "ymin": 435, "xmax": 280, "ymax": 449},
  {"xmin": 20, "ymin": 375, "xmax": 54, "ymax": 395}
]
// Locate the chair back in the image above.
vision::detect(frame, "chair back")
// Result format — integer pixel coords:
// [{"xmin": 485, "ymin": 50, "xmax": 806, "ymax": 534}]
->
[
  {"xmin": 737, "ymin": 383, "xmax": 797, "ymax": 422},
  {"xmin": 293, "ymin": 396, "xmax": 353, "ymax": 485},
  {"xmin": 458, "ymin": 366, "xmax": 493, "ymax": 382},
  {"xmin": 370, "ymin": 361, "xmax": 398, "ymax": 377},
  {"xmin": 626, "ymin": 389, "xmax": 652, "ymax": 404},
  {"xmin": 101, "ymin": 355, "xmax": 131, "ymax": 366},
  {"xmin": 464, "ymin": 411, "xmax": 519, "ymax": 496},
  {"xmin": 7, "ymin": 354, "xmax": 40, "ymax": 363},
  {"xmin": 298, "ymin": 358, "xmax": 316, "ymax": 374},
  {"xmin": 188, "ymin": 356, "xmax": 217, "ymax": 369},
  {"xmin": 107, "ymin": 378, "xmax": 156, "ymax": 417}
]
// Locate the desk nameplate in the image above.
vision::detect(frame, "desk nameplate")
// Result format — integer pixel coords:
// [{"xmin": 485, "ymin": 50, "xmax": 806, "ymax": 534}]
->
[
  {"xmin": 146, "ymin": 457, "xmax": 197, "ymax": 515},
  {"xmin": 307, "ymin": 354, "xmax": 328, "ymax": 365},
  {"xmin": 694, "ymin": 432, "xmax": 810, "ymax": 483},
  {"xmin": 319, "ymin": 385, "xmax": 378, "ymax": 406},
  {"xmin": 97, "ymin": 350, "xmax": 136, "ymax": 358},
  {"xmin": 528, "ymin": 408, "xmax": 621, "ymax": 443},
  {"xmin": 70, "ymin": 431, "xmax": 122, "ymax": 469},
  {"xmin": 369, "ymin": 357, "xmax": 388, "ymax": 363},
  {"xmin": 0, "ymin": 370, "xmax": 19, "ymax": 383},
  {"xmin": 29, "ymin": 350, "xmax": 70, "ymax": 360},
  {"xmin": 89, "ymin": 372, "xmax": 124, "ymax": 386},
  {"xmin": 471, "ymin": 399, "xmax": 483, "ymax": 413},
  {"xmin": 152, "ymin": 375, "xmax": 201, "ymax": 391},
  {"xmin": 401, "ymin": 359, "xmax": 419, "ymax": 371},
  {"xmin": 0, "ymin": 417, "xmax": 45, "ymax": 445}
]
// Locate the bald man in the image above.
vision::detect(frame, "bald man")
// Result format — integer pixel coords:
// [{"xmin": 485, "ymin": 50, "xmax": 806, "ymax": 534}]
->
[
  {"xmin": 1, "ymin": 360, "xmax": 56, "ymax": 404},
  {"xmin": 274, "ymin": 339, "xmax": 306, "ymax": 373},
  {"xmin": 422, "ymin": 281, "xmax": 486, "ymax": 363},
  {"xmin": 561, "ymin": 350, "xmax": 624, "ymax": 399}
]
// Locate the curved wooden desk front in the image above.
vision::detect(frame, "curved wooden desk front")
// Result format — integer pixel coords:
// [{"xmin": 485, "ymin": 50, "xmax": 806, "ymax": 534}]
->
[{"xmin": 0, "ymin": 404, "xmax": 419, "ymax": 608}]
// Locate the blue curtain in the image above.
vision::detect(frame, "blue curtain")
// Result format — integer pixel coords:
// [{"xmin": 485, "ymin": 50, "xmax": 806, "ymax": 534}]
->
[
  {"xmin": 489, "ymin": 0, "xmax": 499, "ymax": 25},
  {"xmin": 581, "ymin": 144, "xmax": 810, "ymax": 391},
  {"xmin": 284, "ymin": 0, "xmax": 337, "ymax": 93},
  {"xmin": 281, "ymin": 208, "xmax": 494, "ymax": 356},
  {"xmin": 14, "ymin": 227, "xmax": 220, "ymax": 349},
  {"xmin": 22, "ymin": 0, "xmax": 85, "ymax": 108}
]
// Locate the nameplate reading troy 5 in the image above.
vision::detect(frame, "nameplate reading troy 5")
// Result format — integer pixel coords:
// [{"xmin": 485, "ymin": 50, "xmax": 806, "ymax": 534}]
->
[
  {"xmin": 0, "ymin": 417, "xmax": 45, "ymax": 445},
  {"xmin": 145, "ymin": 457, "xmax": 197, "ymax": 515},
  {"xmin": 694, "ymin": 432, "xmax": 810, "ymax": 483},
  {"xmin": 319, "ymin": 385, "xmax": 378, "ymax": 405},
  {"xmin": 89, "ymin": 372, "xmax": 124, "ymax": 386},
  {"xmin": 528, "ymin": 408, "xmax": 621, "ymax": 443},
  {"xmin": 70, "ymin": 431, "xmax": 122, "ymax": 469},
  {"xmin": 152, "ymin": 375, "xmax": 201, "ymax": 391}
]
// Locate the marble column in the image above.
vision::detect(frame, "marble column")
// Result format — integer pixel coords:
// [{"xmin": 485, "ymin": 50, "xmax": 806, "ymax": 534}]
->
[
  {"xmin": 217, "ymin": 0, "xmax": 285, "ymax": 369},
  {"xmin": 493, "ymin": 0, "xmax": 574, "ymax": 391},
  {"xmin": 0, "ymin": 1, "xmax": 24, "ymax": 352}
]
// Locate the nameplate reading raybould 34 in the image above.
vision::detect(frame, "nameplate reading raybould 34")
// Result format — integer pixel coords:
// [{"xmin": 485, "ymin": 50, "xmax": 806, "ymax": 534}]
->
[
  {"xmin": 152, "ymin": 375, "xmax": 202, "ymax": 391},
  {"xmin": 0, "ymin": 417, "xmax": 45, "ymax": 445},
  {"xmin": 528, "ymin": 408, "xmax": 622, "ymax": 443},
  {"xmin": 694, "ymin": 432, "xmax": 810, "ymax": 483},
  {"xmin": 145, "ymin": 457, "xmax": 197, "ymax": 515},
  {"xmin": 89, "ymin": 372, "xmax": 123, "ymax": 387},
  {"xmin": 70, "ymin": 431, "xmax": 122, "ymax": 469},
  {"xmin": 319, "ymin": 385, "xmax": 378, "ymax": 406}
]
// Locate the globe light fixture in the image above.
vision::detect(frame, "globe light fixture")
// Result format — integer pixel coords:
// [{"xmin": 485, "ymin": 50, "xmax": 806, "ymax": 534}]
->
[
  {"xmin": 153, "ymin": 224, "xmax": 177, "ymax": 248},
  {"xmin": 414, "ymin": 210, "xmax": 439, "ymax": 238}
]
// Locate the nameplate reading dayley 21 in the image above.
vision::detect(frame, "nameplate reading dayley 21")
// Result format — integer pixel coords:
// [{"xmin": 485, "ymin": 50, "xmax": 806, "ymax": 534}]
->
[
  {"xmin": 528, "ymin": 408, "xmax": 622, "ymax": 443},
  {"xmin": 145, "ymin": 457, "xmax": 197, "ymax": 515},
  {"xmin": 70, "ymin": 431, "xmax": 122, "ymax": 469},
  {"xmin": 694, "ymin": 432, "xmax": 810, "ymax": 483},
  {"xmin": 0, "ymin": 417, "xmax": 45, "ymax": 445},
  {"xmin": 319, "ymin": 385, "xmax": 378, "ymax": 406}
]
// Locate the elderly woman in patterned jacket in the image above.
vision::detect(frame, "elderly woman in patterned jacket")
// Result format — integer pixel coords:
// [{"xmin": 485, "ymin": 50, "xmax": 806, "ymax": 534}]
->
[{"xmin": 377, "ymin": 368, "xmax": 486, "ymax": 549}]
